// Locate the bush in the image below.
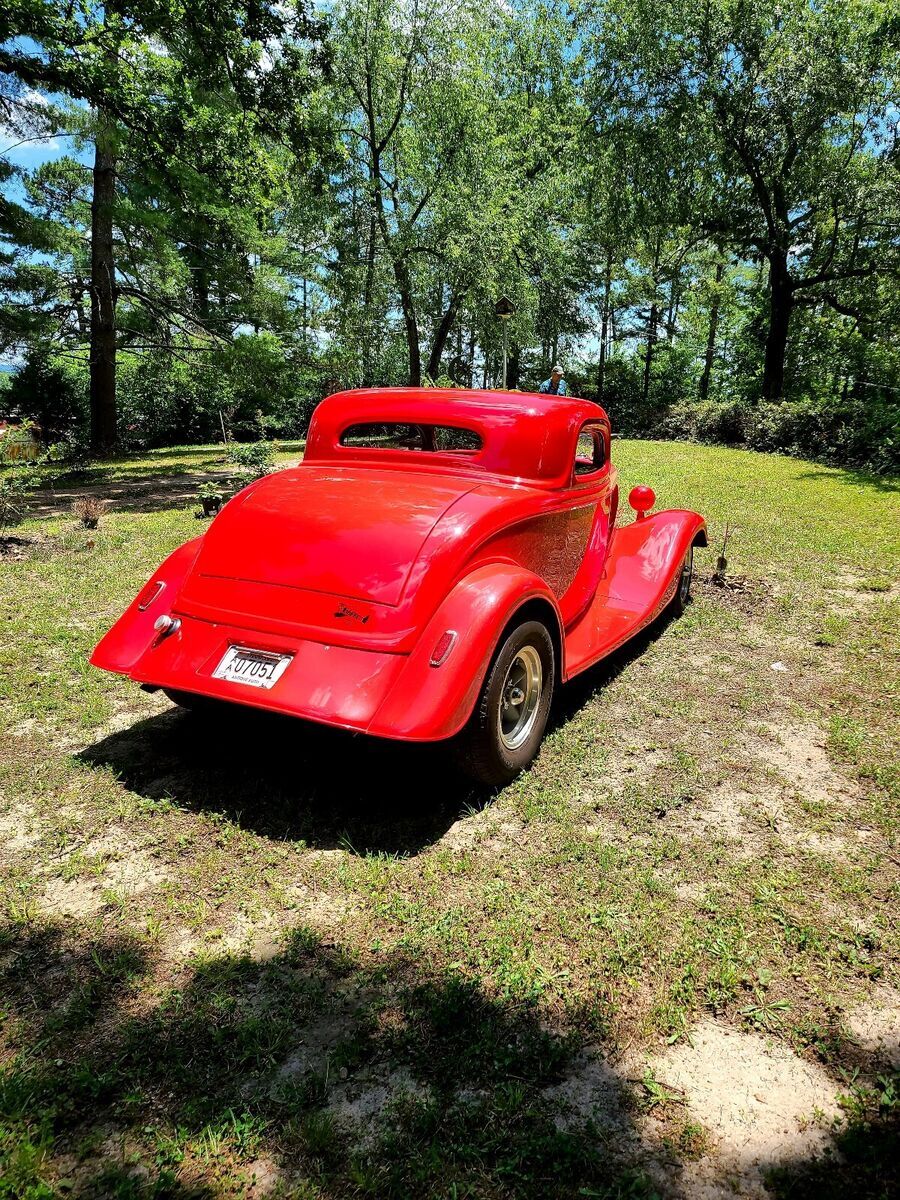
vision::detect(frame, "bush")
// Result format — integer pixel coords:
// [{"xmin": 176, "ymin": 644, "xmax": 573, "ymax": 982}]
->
[
  {"xmin": 3, "ymin": 352, "xmax": 86, "ymax": 443},
  {"xmin": 747, "ymin": 394, "xmax": 900, "ymax": 473},
  {"xmin": 72, "ymin": 496, "xmax": 107, "ymax": 528},
  {"xmin": 226, "ymin": 440, "xmax": 277, "ymax": 480},
  {"xmin": 0, "ymin": 470, "xmax": 31, "ymax": 531},
  {"xmin": 659, "ymin": 399, "xmax": 750, "ymax": 445}
]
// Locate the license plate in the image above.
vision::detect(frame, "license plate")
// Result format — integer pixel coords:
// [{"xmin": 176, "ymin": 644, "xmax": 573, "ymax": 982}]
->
[{"xmin": 212, "ymin": 646, "xmax": 293, "ymax": 689}]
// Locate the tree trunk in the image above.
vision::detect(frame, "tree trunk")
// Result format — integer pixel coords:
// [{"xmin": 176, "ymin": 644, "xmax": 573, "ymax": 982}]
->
[
  {"xmin": 425, "ymin": 290, "xmax": 462, "ymax": 380},
  {"xmin": 698, "ymin": 260, "xmax": 724, "ymax": 402},
  {"xmin": 360, "ymin": 211, "xmax": 377, "ymax": 383},
  {"xmin": 641, "ymin": 235, "xmax": 661, "ymax": 410},
  {"xmin": 89, "ymin": 108, "xmax": 117, "ymax": 454},
  {"xmin": 762, "ymin": 250, "xmax": 792, "ymax": 402},
  {"xmin": 398, "ymin": 270, "xmax": 421, "ymax": 385},
  {"xmin": 597, "ymin": 249, "xmax": 613, "ymax": 404},
  {"xmin": 641, "ymin": 304, "xmax": 658, "ymax": 408}
]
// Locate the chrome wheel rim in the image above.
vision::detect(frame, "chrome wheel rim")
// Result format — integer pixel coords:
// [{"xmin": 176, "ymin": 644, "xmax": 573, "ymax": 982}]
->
[
  {"xmin": 679, "ymin": 545, "xmax": 694, "ymax": 605},
  {"xmin": 498, "ymin": 645, "xmax": 543, "ymax": 751}
]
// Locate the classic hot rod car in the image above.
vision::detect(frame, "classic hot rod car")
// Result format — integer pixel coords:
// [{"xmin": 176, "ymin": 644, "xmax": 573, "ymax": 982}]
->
[{"xmin": 92, "ymin": 389, "xmax": 706, "ymax": 784}]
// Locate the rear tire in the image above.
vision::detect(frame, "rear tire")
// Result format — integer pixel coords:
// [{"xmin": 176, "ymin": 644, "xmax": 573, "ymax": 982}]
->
[
  {"xmin": 457, "ymin": 619, "xmax": 554, "ymax": 787},
  {"xmin": 670, "ymin": 544, "xmax": 694, "ymax": 616}
]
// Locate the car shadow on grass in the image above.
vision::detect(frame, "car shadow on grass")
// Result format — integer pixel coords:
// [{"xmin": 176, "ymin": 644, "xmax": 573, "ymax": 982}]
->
[
  {"xmin": 78, "ymin": 704, "xmax": 484, "ymax": 856},
  {"xmin": 78, "ymin": 606, "xmax": 685, "ymax": 856},
  {"xmin": 549, "ymin": 603, "xmax": 679, "ymax": 736}
]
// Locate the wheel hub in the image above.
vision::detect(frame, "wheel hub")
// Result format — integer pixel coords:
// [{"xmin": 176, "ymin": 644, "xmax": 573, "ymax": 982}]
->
[{"xmin": 498, "ymin": 646, "xmax": 543, "ymax": 751}]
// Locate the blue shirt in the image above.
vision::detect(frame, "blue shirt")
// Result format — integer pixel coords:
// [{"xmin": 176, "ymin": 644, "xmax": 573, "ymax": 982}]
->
[{"xmin": 539, "ymin": 377, "xmax": 568, "ymax": 395}]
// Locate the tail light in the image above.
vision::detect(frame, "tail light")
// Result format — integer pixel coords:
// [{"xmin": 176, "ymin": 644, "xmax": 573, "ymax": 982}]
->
[
  {"xmin": 429, "ymin": 630, "xmax": 458, "ymax": 667},
  {"xmin": 137, "ymin": 580, "xmax": 165, "ymax": 611}
]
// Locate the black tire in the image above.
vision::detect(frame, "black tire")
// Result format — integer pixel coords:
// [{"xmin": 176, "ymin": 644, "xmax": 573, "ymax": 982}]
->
[
  {"xmin": 457, "ymin": 619, "xmax": 555, "ymax": 787},
  {"xmin": 670, "ymin": 544, "xmax": 694, "ymax": 616}
]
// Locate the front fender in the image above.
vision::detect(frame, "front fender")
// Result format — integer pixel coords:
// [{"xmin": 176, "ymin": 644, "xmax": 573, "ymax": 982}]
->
[
  {"xmin": 91, "ymin": 538, "xmax": 203, "ymax": 674},
  {"xmin": 366, "ymin": 564, "xmax": 561, "ymax": 742}
]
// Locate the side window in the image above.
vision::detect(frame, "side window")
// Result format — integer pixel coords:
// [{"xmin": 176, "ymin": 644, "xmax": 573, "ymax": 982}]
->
[{"xmin": 573, "ymin": 424, "xmax": 607, "ymax": 478}]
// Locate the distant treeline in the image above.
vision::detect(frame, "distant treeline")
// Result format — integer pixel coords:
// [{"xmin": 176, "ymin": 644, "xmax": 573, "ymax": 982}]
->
[{"xmin": 1, "ymin": 1, "xmax": 898, "ymax": 471}]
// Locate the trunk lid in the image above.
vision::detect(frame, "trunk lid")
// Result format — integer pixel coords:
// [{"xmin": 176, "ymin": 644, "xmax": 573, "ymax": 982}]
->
[{"xmin": 188, "ymin": 465, "xmax": 477, "ymax": 608}]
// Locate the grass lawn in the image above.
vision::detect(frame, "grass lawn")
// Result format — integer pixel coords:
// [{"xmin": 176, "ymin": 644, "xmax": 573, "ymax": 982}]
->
[{"xmin": 0, "ymin": 440, "xmax": 897, "ymax": 1198}]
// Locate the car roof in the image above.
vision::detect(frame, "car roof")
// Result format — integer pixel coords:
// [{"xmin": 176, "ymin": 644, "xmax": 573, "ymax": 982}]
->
[{"xmin": 304, "ymin": 387, "xmax": 610, "ymax": 487}]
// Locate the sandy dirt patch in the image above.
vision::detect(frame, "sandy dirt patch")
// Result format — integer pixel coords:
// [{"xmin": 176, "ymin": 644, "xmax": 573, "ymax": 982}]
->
[
  {"xmin": 39, "ymin": 830, "xmax": 169, "ymax": 917},
  {"xmin": 327, "ymin": 1066, "xmax": 428, "ymax": 1144},
  {"xmin": 751, "ymin": 721, "xmax": 857, "ymax": 807},
  {"xmin": 643, "ymin": 1020, "xmax": 841, "ymax": 1198},
  {"xmin": 543, "ymin": 1048, "xmax": 633, "ymax": 1139},
  {"xmin": 846, "ymin": 983, "xmax": 900, "ymax": 1068},
  {"xmin": 439, "ymin": 808, "xmax": 525, "ymax": 854},
  {"xmin": 0, "ymin": 800, "xmax": 43, "ymax": 852}
]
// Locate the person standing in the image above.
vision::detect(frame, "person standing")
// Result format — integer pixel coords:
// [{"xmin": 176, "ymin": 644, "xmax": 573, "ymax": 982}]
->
[{"xmin": 539, "ymin": 364, "xmax": 568, "ymax": 395}]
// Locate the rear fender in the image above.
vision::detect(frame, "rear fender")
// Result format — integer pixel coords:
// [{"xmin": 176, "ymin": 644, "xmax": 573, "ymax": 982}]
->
[
  {"xmin": 367, "ymin": 564, "xmax": 561, "ymax": 741},
  {"xmin": 91, "ymin": 538, "xmax": 203, "ymax": 674}
]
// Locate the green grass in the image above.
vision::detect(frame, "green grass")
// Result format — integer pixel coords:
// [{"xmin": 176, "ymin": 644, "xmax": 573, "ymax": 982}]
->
[
  {"xmin": 30, "ymin": 439, "xmax": 306, "ymax": 488},
  {"xmin": 0, "ymin": 441, "xmax": 897, "ymax": 1197}
]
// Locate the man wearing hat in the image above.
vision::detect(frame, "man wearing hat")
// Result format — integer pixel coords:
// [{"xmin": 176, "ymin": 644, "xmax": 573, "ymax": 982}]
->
[{"xmin": 539, "ymin": 364, "xmax": 568, "ymax": 396}]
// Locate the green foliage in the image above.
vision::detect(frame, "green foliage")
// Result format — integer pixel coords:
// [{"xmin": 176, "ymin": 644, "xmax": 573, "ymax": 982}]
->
[
  {"xmin": 1, "ymin": 0, "xmax": 898, "ymax": 470},
  {"xmin": 3, "ymin": 355, "xmax": 85, "ymax": 443},
  {"xmin": 0, "ymin": 469, "xmax": 30, "ymax": 531},
  {"xmin": 225, "ymin": 440, "xmax": 276, "ymax": 480},
  {"xmin": 657, "ymin": 393, "xmax": 900, "ymax": 472}
]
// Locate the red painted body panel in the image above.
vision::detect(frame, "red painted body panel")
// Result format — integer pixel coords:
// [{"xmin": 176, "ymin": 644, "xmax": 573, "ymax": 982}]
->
[
  {"xmin": 565, "ymin": 510, "xmax": 707, "ymax": 677},
  {"xmin": 90, "ymin": 388, "xmax": 706, "ymax": 741}
]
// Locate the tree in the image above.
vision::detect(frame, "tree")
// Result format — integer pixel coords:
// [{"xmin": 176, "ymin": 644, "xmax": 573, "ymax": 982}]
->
[
  {"xmin": 0, "ymin": 0, "xmax": 330, "ymax": 451},
  {"xmin": 332, "ymin": 0, "xmax": 576, "ymax": 386},
  {"xmin": 586, "ymin": 0, "xmax": 900, "ymax": 401}
]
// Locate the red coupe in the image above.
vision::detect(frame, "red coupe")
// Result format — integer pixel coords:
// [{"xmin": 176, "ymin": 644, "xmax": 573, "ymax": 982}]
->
[{"xmin": 92, "ymin": 389, "xmax": 707, "ymax": 784}]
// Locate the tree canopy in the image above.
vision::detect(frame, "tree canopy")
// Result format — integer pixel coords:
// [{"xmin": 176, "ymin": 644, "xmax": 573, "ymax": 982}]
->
[{"xmin": 2, "ymin": 0, "xmax": 899, "ymax": 469}]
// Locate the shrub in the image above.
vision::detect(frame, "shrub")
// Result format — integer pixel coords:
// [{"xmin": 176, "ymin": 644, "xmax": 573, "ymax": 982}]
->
[
  {"xmin": 747, "ymin": 395, "xmax": 900, "ymax": 473},
  {"xmin": 0, "ymin": 470, "xmax": 31, "ymax": 531},
  {"xmin": 659, "ymin": 399, "xmax": 750, "ymax": 445},
  {"xmin": 226, "ymin": 440, "xmax": 277, "ymax": 480}
]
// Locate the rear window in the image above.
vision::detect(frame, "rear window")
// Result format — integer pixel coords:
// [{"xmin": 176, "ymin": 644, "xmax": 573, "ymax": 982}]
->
[{"xmin": 340, "ymin": 423, "xmax": 482, "ymax": 453}]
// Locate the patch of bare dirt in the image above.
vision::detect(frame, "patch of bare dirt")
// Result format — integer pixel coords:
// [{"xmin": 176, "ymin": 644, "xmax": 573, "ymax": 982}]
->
[
  {"xmin": 171, "ymin": 888, "xmax": 350, "ymax": 961},
  {"xmin": 695, "ymin": 574, "xmax": 776, "ymax": 617},
  {"xmin": 275, "ymin": 1011, "xmax": 359, "ymax": 1086},
  {"xmin": 543, "ymin": 1049, "xmax": 633, "ymax": 1138},
  {"xmin": 40, "ymin": 830, "xmax": 169, "ymax": 917},
  {"xmin": 40, "ymin": 876, "xmax": 104, "ymax": 918},
  {"xmin": 643, "ymin": 1020, "xmax": 842, "ymax": 1199},
  {"xmin": 327, "ymin": 1067, "xmax": 428, "ymax": 1145},
  {"xmin": 28, "ymin": 470, "xmax": 234, "ymax": 518},
  {"xmin": 751, "ymin": 721, "xmax": 857, "ymax": 807},
  {"xmin": 0, "ymin": 800, "xmax": 43, "ymax": 851},
  {"xmin": 682, "ymin": 783, "xmax": 755, "ymax": 848},
  {"xmin": 0, "ymin": 534, "xmax": 40, "ymax": 560},
  {"xmin": 238, "ymin": 1156, "xmax": 282, "ymax": 1197},
  {"xmin": 287, "ymin": 885, "xmax": 352, "ymax": 930},
  {"xmin": 846, "ymin": 983, "xmax": 900, "ymax": 1069},
  {"xmin": 439, "ymin": 808, "xmax": 526, "ymax": 854},
  {"xmin": 833, "ymin": 571, "xmax": 900, "ymax": 614}
]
